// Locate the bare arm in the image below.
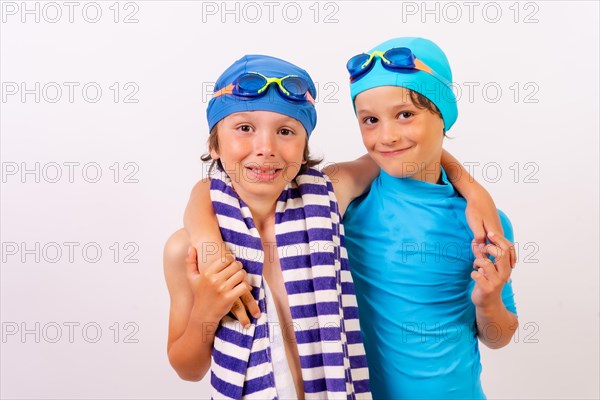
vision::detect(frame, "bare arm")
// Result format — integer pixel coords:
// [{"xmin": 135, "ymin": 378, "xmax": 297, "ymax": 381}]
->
[
  {"xmin": 323, "ymin": 154, "xmax": 380, "ymax": 216},
  {"xmin": 183, "ymin": 178, "xmax": 260, "ymax": 325},
  {"xmin": 476, "ymin": 300, "xmax": 518, "ymax": 349},
  {"xmin": 164, "ymin": 179, "xmax": 261, "ymax": 380},
  {"xmin": 184, "ymin": 178, "xmax": 223, "ymax": 254},
  {"xmin": 164, "ymin": 235, "xmax": 237, "ymax": 381},
  {"xmin": 441, "ymin": 150, "xmax": 516, "ymax": 267},
  {"xmin": 471, "ymin": 233, "xmax": 518, "ymax": 349}
]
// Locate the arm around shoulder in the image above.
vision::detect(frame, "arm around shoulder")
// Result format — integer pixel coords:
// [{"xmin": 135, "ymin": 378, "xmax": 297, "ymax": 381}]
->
[
  {"xmin": 184, "ymin": 178, "xmax": 223, "ymax": 250},
  {"xmin": 323, "ymin": 154, "xmax": 379, "ymax": 216}
]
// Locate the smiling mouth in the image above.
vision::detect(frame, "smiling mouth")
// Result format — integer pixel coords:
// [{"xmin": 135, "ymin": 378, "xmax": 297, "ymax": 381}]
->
[
  {"xmin": 379, "ymin": 146, "xmax": 413, "ymax": 157},
  {"xmin": 245, "ymin": 166, "xmax": 284, "ymax": 181}
]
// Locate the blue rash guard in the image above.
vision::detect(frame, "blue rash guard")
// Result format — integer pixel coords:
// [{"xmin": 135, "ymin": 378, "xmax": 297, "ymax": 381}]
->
[{"xmin": 343, "ymin": 168, "xmax": 517, "ymax": 400}]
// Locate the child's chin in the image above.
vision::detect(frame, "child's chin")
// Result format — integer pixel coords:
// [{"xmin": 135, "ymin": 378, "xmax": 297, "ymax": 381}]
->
[
  {"xmin": 375, "ymin": 160, "xmax": 415, "ymax": 179},
  {"xmin": 383, "ymin": 169, "xmax": 413, "ymax": 179},
  {"xmin": 241, "ymin": 181, "xmax": 287, "ymax": 195}
]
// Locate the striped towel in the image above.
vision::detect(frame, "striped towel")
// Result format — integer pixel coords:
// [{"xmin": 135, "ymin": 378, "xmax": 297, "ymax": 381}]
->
[{"xmin": 209, "ymin": 167, "xmax": 371, "ymax": 399}]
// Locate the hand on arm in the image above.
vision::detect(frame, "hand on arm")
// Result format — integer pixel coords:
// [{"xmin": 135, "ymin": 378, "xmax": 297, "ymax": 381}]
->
[
  {"xmin": 471, "ymin": 232, "xmax": 518, "ymax": 349},
  {"xmin": 441, "ymin": 150, "xmax": 516, "ymax": 268},
  {"xmin": 164, "ymin": 247, "xmax": 257, "ymax": 381},
  {"xmin": 183, "ymin": 178, "xmax": 260, "ymax": 326}
]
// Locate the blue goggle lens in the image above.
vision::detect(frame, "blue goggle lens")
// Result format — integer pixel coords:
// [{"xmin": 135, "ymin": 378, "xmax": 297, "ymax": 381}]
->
[
  {"xmin": 384, "ymin": 47, "xmax": 416, "ymax": 68},
  {"xmin": 282, "ymin": 76, "xmax": 309, "ymax": 97},
  {"xmin": 237, "ymin": 74, "xmax": 267, "ymax": 93}
]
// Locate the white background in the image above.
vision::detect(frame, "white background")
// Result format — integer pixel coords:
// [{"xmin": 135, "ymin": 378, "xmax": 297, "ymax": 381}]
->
[{"xmin": 1, "ymin": 1, "xmax": 598, "ymax": 399}]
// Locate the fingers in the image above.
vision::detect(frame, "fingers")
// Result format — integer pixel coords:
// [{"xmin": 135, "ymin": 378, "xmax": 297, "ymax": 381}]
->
[
  {"xmin": 467, "ymin": 211, "xmax": 486, "ymax": 260},
  {"xmin": 471, "ymin": 239, "xmax": 485, "ymax": 259},
  {"xmin": 206, "ymin": 253, "xmax": 237, "ymax": 274},
  {"xmin": 488, "ymin": 231, "xmax": 516, "ymax": 269},
  {"xmin": 186, "ymin": 246, "xmax": 199, "ymax": 277},
  {"xmin": 230, "ymin": 283, "xmax": 260, "ymax": 327},
  {"xmin": 223, "ymin": 266, "xmax": 248, "ymax": 291},
  {"xmin": 229, "ymin": 281, "xmax": 253, "ymax": 307},
  {"xmin": 485, "ymin": 232, "xmax": 513, "ymax": 282},
  {"xmin": 509, "ymin": 245, "xmax": 517, "ymax": 269},
  {"xmin": 473, "ymin": 257, "xmax": 498, "ymax": 282},
  {"xmin": 470, "ymin": 268, "xmax": 489, "ymax": 290},
  {"xmin": 240, "ymin": 289, "xmax": 261, "ymax": 319},
  {"xmin": 230, "ymin": 298, "xmax": 251, "ymax": 328},
  {"xmin": 482, "ymin": 211, "xmax": 504, "ymax": 237},
  {"xmin": 470, "ymin": 216, "xmax": 487, "ymax": 257}
]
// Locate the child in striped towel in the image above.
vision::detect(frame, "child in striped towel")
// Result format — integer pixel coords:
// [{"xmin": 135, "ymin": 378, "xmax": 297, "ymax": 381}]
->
[{"xmin": 164, "ymin": 55, "xmax": 373, "ymax": 399}]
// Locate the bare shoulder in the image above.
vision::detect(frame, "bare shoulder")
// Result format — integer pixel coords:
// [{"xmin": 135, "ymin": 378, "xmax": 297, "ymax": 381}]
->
[
  {"xmin": 185, "ymin": 176, "xmax": 223, "ymax": 247},
  {"xmin": 323, "ymin": 156, "xmax": 379, "ymax": 216},
  {"xmin": 192, "ymin": 177, "xmax": 212, "ymax": 193},
  {"xmin": 323, "ymin": 162, "xmax": 354, "ymax": 212}
]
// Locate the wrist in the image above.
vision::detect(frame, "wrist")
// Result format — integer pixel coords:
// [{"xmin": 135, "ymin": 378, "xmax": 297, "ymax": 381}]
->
[
  {"xmin": 462, "ymin": 180, "xmax": 486, "ymax": 199},
  {"xmin": 190, "ymin": 299, "xmax": 222, "ymax": 328},
  {"xmin": 192, "ymin": 240, "xmax": 228, "ymax": 262},
  {"xmin": 188, "ymin": 314, "xmax": 221, "ymax": 341}
]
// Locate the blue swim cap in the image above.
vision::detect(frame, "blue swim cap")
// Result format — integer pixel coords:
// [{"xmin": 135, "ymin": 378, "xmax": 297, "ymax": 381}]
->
[
  {"xmin": 350, "ymin": 37, "xmax": 458, "ymax": 132},
  {"xmin": 207, "ymin": 55, "xmax": 317, "ymax": 136}
]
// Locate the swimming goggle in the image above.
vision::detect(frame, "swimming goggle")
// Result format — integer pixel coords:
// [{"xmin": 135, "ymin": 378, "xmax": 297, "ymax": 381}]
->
[
  {"xmin": 212, "ymin": 72, "xmax": 314, "ymax": 103},
  {"xmin": 346, "ymin": 47, "xmax": 451, "ymax": 86}
]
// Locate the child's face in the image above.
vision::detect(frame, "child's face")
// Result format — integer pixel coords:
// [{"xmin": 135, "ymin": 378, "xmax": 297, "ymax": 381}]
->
[
  {"xmin": 354, "ymin": 86, "xmax": 445, "ymax": 183},
  {"xmin": 211, "ymin": 111, "xmax": 307, "ymax": 200}
]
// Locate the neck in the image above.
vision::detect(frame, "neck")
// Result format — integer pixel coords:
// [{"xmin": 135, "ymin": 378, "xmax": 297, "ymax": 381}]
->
[
  {"xmin": 238, "ymin": 192, "xmax": 277, "ymax": 232},
  {"xmin": 413, "ymin": 159, "xmax": 442, "ymax": 184},
  {"xmin": 249, "ymin": 203, "xmax": 276, "ymax": 232}
]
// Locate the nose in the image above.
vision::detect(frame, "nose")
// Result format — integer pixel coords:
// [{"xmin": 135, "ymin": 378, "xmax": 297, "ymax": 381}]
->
[
  {"xmin": 379, "ymin": 121, "xmax": 401, "ymax": 146},
  {"xmin": 255, "ymin": 130, "xmax": 275, "ymax": 157}
]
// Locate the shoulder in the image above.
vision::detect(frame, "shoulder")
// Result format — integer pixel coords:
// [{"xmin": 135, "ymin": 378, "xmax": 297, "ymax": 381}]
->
[
  {"xmin": 322, "ymin": 163, "xmax": 350, "ymax": 185},
  {"xmin": 188, "ymin": 177, "xmax": 213, "ymax": 201},
  {"xmin": 321, "ymin": 164, "xmax": 359, "ymax": 214},
  {"xmin": 196, "ymin": 177, "xmax": 212, "ymax": 189}
]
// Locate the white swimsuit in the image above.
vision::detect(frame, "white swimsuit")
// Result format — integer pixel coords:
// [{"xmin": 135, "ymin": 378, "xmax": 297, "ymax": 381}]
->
[{"xmin": 263, "ymin": 279, "xmax": 298, "ymax": 399}]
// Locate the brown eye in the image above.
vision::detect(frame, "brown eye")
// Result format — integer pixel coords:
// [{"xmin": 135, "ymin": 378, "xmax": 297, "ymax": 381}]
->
[
  {"xmin": 278, "ymin": 128, "xmax": 294, "ymax": 136},
  {"xmin": 238, "ymin": 125, "xmax": 252, "ymax": 132},
  {"xmin": 363, "ymin": 117, "xmax": 378, "ymax": 125},
  {"xmin": 399, "ymin": 112, "xmax": 414, "ymax": 120}
]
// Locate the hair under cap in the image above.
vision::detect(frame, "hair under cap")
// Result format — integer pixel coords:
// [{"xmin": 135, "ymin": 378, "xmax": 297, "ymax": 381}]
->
[{"xmin": 349, "ymin": 37, "xmax": 458, "ymax": 132}]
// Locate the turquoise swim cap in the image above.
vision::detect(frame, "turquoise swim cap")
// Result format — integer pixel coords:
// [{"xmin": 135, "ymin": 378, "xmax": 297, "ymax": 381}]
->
[
  {"xmin": 207, "ymin": 55, "xmax": 317, "ymax": 136},
  {"xmin": 349, "ymin": 37, "xmax": 458, "ymax": 132}
]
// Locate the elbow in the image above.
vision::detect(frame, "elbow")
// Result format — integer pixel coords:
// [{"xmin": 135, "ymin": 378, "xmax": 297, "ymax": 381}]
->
[
  {"xmin": 176, "ymin": 370, "xmax": 205, "ymax": 382},
  {"xmin": 481, "ymin": 318, "xmax": 519, "ymax": 350},
  {"xmin": 167, "ymin": 350, "xmax": 208, "ymax": 382},
  {"xmin": 482, "ymin": 338, "xmax": 512, "ymax": 350},
  {"xmin": 479, "ymin": 332, "xmax": 514, "ymax": 350},
  {"xmin": 164, "ymin": 229, "xmax": 191, "ymax": 269}
]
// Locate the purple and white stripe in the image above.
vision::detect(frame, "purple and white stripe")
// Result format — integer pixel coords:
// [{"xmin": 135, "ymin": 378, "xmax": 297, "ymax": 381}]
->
[{"xmin": 209, "ymin": 168, "xmax": 370, "ymax": 399}]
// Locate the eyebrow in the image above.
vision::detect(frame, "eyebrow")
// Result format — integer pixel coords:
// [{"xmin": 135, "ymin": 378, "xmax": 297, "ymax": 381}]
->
[
  {"xmin": 356, "ymin": 102, "xmax": 415, "ymax": 116},
  {"xmin": 355, "ymin": 109, "xmax": 373, "ymax": 116},
  {"xmin": 228, "ymin": 112, "xmax": 301, "ymax": 127},
  {"xmin": 228, "ymin": 112, "xmax": 253, "ymax": 120}
]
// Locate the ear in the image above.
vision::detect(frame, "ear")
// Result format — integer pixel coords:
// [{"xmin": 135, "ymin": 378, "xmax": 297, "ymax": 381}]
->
[
  {"xmin": 210, "ymin": 148, "xmax": 220, "ymax": 160},
  {"xmin": 301, "ymin": 160, "xmax": 308, "ymax": 165}
]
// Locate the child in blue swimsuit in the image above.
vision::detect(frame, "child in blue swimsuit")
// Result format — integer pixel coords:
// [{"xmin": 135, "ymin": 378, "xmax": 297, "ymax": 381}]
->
[{"xmin": 343, "ymin": 37, "xmax": 519, "ymax": 399}]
